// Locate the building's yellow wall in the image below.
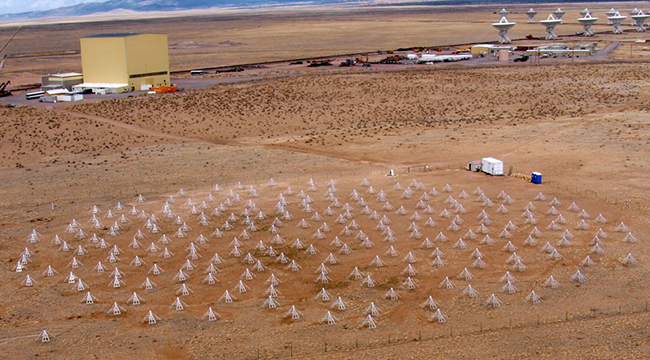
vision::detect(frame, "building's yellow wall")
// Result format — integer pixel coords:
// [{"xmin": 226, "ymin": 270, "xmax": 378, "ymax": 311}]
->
[
  {"xmin": 125, "ymin": 34, "xmax": 169, "ymax": 76},
  {"xmin": 125, "ymin": 34, "xmax": 170, "ymax": 89},
  {"xmin": 80, "ymin": 37, "xmax": 128, "ymax": 84},
  {"xmin": 80, "ymin": 34, "xmax": 170, "ymax": 90},
  {"xmin": 471, "ymin": 45, "xmax": 493, "ymax": 55},
  {"xmin": 48, "ymin": 76, "xmax": 83, "ymax": 81},
  {"xmin": 129, "ymin": 75, "xmax": 170, "ymax": 89}
]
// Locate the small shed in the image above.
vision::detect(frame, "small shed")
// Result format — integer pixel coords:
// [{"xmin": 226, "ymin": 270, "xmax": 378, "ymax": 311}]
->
[
  {"xmin": 481, "ymin": 157, "xmax": 504, "ymax": 176},
  {"xmin": 41, "ymin": 72, "xmax": 83, "ymax": 91},
  {"xmin": 466, "ymin": 160, "xmax": 481, "ymax": 172},
  {"xmin": 498, "ymin": 50, "xmax": 510, "ymax": 62},
  {"xmin": 44, "ymin": 88, "xmax": 70, "ymax": 96}
]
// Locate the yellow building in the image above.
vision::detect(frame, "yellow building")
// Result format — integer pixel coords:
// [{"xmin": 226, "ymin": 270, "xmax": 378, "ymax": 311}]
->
[
  {"xmin": 471, "ymin": 44, "xmax": 513, "ymax": 56},
  {"xmin": 471, "ymin": 44, "xmax": 495, "ymax": 56},
  {"xmin": 76, "ymin": 33, "xmax": 170, "ymax": 93}
]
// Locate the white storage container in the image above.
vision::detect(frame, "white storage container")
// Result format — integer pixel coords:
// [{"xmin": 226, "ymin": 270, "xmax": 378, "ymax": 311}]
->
[{"xmin": 481, "ymin": 157, "xmax": 504, "ymax": 176}]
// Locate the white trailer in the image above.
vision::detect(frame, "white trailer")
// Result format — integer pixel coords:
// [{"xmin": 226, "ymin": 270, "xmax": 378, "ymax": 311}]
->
[
  {"xmin": 481, "ymin": 157, "xmax": 504, "ymax": 176},
  {"xmin": 56, "ymin": 94, "xmax": 83, "ymax": 102},
  {"xmin": 419, "ymin": 54, "xmax": 472, "ymax": 63}
]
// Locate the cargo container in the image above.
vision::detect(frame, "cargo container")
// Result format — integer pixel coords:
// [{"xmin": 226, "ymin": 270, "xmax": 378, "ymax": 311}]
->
[
  {"xmin": 56, "ymin": 94, "xmax": 83, "ymax": 102},
  {"xmin": 481, "ymin": 158, "xmax": 504, "ymax": 176}
]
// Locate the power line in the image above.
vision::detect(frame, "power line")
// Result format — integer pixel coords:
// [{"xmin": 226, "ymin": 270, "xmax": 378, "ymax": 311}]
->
[{"xmin": 0, "ymin": 24, "xmax": 23, "ymax": 56}]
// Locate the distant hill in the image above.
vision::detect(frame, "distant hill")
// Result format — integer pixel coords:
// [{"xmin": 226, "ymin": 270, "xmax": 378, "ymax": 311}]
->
[
  {"xmin": 383, "ymin": 0, "xmax": 635, "ymax": 7},
  {"xmin": 0, "ymin": 0, "xmax": 350, "ymax": 21},
  {"xmin": 0, "ymin": 0, "xmax": 635, "ymax": 21}
]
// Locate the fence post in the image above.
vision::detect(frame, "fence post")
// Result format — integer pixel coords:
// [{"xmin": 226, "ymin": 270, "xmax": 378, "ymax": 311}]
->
[
  {"xmin": 324, "ymin": 342, "xmax": 327, "ymax": 353},
  {"xmin": 388, "ymin": 333, "xmax": 391, "ymax": 344}
]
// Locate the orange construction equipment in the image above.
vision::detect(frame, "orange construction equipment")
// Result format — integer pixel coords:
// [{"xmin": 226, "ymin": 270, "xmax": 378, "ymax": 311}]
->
[{"xmin": 149, "ymin": 86, "xmax": 178, "ymax": 94}]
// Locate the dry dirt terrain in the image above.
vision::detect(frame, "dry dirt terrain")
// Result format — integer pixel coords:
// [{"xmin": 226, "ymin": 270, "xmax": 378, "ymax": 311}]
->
[
  {"xmin": 1, "ymin": 4, "xmax": 650, "ymax": 360},
  {"xmin": 1, "ymin": 1, "xmax": 649, "ymax": 87}
]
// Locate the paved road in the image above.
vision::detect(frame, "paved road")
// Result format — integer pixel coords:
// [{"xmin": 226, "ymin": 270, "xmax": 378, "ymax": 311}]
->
[
  {"xmin": 0, "ymin": 75, "xmax": 284, "ymax": 109},
  {"xmin": 592, "ymin": 42, "xmax": 621, "ymax": 60}
]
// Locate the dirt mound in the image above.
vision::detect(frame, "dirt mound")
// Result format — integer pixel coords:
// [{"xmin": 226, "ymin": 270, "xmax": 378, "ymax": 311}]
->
[
  {"xmin": 215, "ymin": 40, "xmax": 247, "ymax": 47},
  {"xmin": 171, "ymin": 40, "xmax": 209, "ymax": 49}
]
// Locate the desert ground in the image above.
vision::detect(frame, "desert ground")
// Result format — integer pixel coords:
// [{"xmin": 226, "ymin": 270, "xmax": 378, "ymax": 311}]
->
[
  {"xmin": 1, "ymin": 1, "xmax": 650, "ymax": 87},
  {"xmin": 1, "ymin": 2, "xmax": 650, "ymax": 360}
]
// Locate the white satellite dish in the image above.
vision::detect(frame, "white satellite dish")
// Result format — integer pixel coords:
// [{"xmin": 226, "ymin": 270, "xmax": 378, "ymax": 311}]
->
[
  {"xmin": 629, "ymin": 8, "xmax": 640, "ymax": 26},
  {"xmin": 492, "ymin": 16, "xmax": 516, "ymax": 44},
  {"xmin": 577, "ymin": 12, "xmax": 599, "ymax": 36},
  {"xmin": 527, "ymin": 8, "xmax": 538, "ymax": 23},
  {"xmin": 631, "ymin": 10, "xmax": 649, "ymax": 32},
  {"xmin": 607, "ymin": 11, "xmax": 628, "ymax": 34},
  {"xmin": 553, "ymin": 8, "xmax": 566, "ymax": 24},
  {"xmin": 605, "ymin": 8, "xmax": 617, "ymax": 24},
  {"xmin": 540, "ymin": 14, "xmax": 562, "ymax": 40}
]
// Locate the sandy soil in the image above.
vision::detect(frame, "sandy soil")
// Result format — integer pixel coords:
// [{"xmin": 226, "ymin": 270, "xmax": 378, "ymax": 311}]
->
[
  {"xmin": 0, "ymin": 106, "xmax": 174, "ymax": 167},
  {"xmin": 1, "ymin": 4, "xmax": 650, "ymax": 360},
  {"xmin": 2, "ymin": 165, "xmax": 648, "ymax": 359},
  {"xmin": 1, "ymin": 2, "xmax": 649, "ymax": 87},
  {"xmin": 66, "ymin": 62, "xmax": 650, "ymax": 205}
]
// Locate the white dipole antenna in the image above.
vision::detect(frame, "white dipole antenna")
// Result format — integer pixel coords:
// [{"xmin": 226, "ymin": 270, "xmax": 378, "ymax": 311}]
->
[
  {"xmin": 142, "ymin": 310, "xmax": 161, "ymax": 324},
  {"xmin": 203, "ymin": 307, "xmax": 221, "ymax": 321},
  {"xmin": 284, "ymin": 305, "xmax": 303, "ymax": 320},
  {"xmin": 35, "ymin": 329, "xmax": 55, "ymax": 343}
]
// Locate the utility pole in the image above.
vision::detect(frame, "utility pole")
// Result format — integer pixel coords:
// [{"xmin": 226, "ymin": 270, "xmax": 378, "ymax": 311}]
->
[{"xmin": 630, "ymin": 42, "xmax": 633, "ymax": 60}]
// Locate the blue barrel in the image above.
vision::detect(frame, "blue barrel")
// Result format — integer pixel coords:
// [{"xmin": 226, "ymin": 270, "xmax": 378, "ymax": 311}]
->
[{"xmin": 531, "ymin": 172, "xmax": 542, "ymax": 184}]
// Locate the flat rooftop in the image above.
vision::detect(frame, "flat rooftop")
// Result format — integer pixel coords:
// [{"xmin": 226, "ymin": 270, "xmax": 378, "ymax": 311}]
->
[
  {"xmin": 48, "ymin": 72, "xmax": 83, "ymax": 77},
  {"xmin": 83, "ymin": 33, "xmax": 142, "ymax": 38},
  {"xmin": 83, "ymin": 33, "xmax": 166, "ymax": 38},
  {"xmin": 73, "ymin": 83, "xmax": 128, "ymax": 88}
]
